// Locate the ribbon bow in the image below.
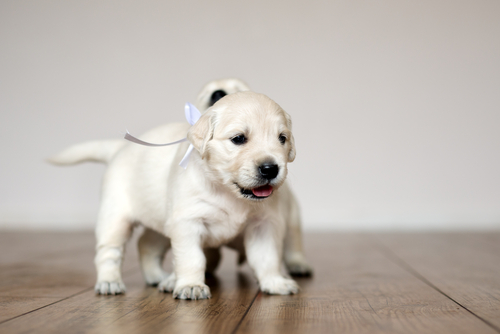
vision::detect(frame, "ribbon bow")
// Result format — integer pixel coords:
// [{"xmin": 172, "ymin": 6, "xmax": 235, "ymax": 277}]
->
[{"xmin": 124, "ymin": 102, "xmax": 201, "ymax": 169}]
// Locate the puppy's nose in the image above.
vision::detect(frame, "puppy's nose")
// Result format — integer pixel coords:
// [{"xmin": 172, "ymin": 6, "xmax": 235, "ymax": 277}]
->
[{"xmin": 259, "ymin": 164, "xmax": 279, "ymax": 180}]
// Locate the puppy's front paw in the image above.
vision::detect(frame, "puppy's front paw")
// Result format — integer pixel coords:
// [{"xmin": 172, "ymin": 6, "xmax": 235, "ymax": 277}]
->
[
  {"xmin": 158, "ymin": 273, "xmax": 176, "ymax": 293},
  {"xmin": 173, "ymin": 284, "xmax": 211, "ymax": 300},
  {"xmin": 260, "ymin": 276, "xmax": 299, "ymax": 295},
  {"xmin": 94, "ymin": 281, "xmax": 126, "ymax": 295}
]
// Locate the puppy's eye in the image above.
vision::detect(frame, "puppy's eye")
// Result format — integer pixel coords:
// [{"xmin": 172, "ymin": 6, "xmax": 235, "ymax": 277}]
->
[
  {"xmin": 279, "ymin": 134, "xmax": 287, "ymax": 145},
  {"xmin": 231, "ymin": 134, "xmax": 247, "ymax": 145}
]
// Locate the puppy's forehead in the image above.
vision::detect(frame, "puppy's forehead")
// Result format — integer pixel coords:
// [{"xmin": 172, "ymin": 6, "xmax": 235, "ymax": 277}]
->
[{"xmin": 214, "ymin": 92, "xmax": 287, "ymax": 130}]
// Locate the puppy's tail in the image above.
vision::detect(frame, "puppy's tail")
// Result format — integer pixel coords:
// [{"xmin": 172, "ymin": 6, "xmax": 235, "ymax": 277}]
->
[{"xmin": 47, "ymin": 139, "xmax": 125, "ymax": 166}]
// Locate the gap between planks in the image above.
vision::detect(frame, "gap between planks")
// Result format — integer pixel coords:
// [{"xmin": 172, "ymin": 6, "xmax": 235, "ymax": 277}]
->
[{"xmin": 370, "ymin": 234, "xmax": 500, "ymax": 334}]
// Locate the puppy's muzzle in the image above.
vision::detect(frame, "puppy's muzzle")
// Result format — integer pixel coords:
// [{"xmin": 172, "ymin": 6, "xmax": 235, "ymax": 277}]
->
[{"xmin": 259, "ymin": 164, "xmax": 279, "ymax": 180}]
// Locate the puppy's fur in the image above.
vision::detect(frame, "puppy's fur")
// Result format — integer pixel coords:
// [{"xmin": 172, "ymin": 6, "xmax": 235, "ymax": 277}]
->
[{"xmin": 50, "ymin": 79, "xmax": 312, "ymax": 299}]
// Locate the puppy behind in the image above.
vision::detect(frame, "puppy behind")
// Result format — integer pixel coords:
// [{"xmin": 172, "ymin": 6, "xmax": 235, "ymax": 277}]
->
[
  {"xmin": 195, "ymin": 78, "xmax": 251, "ymax": 110},
  {"xmin": 49, "ymin": 79, "xmax": 311, "ymax": 299}
]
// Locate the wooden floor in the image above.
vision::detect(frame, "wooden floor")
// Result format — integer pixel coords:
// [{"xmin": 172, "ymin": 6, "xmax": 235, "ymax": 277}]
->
[{"xmin": 0, "ymin": 232, "xmax": 499, "ymax": 334}]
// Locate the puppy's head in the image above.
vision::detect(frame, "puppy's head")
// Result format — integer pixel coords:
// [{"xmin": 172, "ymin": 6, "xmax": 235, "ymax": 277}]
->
[
  {"xmin": 195, "ymin": 78, "xmax": 251, "ymax": 111},
  {"xmin": 187, "ymin": 91, "xmax": 296, "ymax": 201}
]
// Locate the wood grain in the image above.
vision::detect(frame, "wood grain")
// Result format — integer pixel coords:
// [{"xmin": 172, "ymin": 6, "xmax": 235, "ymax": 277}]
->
[
  {"xmin": 0, "ymin": 231, "xmax": 139, "ymax": 323},
  {"xmin": 1, "ymin": 232, "xmax": 499, "ymax": 334},
  {"xmin": 235, "ymin": 233, "xmax": 498, "ymax": 334},
  {"xmin": 375, "ymin": 232, "xmax": 500, "ymax": 332},
  {"xmin": 0, "ymin": 243, "xmax": 259, "ymax": 334}
]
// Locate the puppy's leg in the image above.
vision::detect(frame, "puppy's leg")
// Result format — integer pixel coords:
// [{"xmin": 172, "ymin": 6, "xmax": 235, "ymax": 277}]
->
[
  {"xmin": 226, "ymin": 234, "xmax": 246, "ymax": 265},
  {"xmin": 158, "ymin": 272, "xmax": 176, "ymax": 293},
  {"xmin": 138, "ymin": 228, "xmax": 170, "ymax": 286},
  {"xmin": 94, "ymin": 213, "xmax": 133, "ymax": 295},
  {"xmin": 170, "ymin": 228, "xmax": 211, "ymax": 300},
  {"xmin": 245, "ymin": 220, "xmax": 299, "ymax": 295},
  {"xmin": 204, "ymin": 247, "xmax": 221, "ymax": 275},
  {"xmin": 284, "ymin": 198, "xmax": 313, "ymax": 276}
]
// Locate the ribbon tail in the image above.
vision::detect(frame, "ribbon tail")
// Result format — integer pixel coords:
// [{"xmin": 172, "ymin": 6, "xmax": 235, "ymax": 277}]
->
[
  {"xmin": 185, "ymin": 102, "xmax": 202, "ymax": 125},
  {"xmin": 179, "ymin": 144, "xmax": 194, "ymax": 169},
  {"xmin": 124, "ymin": 130, "xmax": 188, "ymax": 147}
]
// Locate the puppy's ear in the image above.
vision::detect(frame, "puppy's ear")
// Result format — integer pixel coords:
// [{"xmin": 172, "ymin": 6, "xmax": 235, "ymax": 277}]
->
[
  {"xmin": 287, "ymin": 133, "xmax": 296, "ymax": 162},
  {"xmin": 284, "ymin": 111, "xmax": 296, "ymax": 162},
  {"xmin": 187, "ymin": 109, "xmax": 216, "ymax": 159}
]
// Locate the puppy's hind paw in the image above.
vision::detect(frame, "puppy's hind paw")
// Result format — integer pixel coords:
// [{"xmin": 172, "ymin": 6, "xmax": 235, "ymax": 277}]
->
[
  {"xmin": 287, "ymin": 261, "xmax": 313, "ymax": 277},
  {"xmin": 158, "ymin": 273, "xmax": 176, "ymax": 293},
  {"xmin": 173, "ymin": 284, "xmax": 211, "ymax": 300},
  {"xmin": 95, "ymin": 281, "xmax": 126, "ymax": 295},
  {"xmin": 144, "ymin": 269, "xmax": 169, "ymax": 286},
  {"xmin": 260, "ymin": 276, "xmax": 299, "ymax": 295}
]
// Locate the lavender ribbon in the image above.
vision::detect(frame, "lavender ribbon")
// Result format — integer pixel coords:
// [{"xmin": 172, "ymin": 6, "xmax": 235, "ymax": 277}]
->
[{"xmin": 124, "ymin": 102, "xmax": 201, "ymax": 169}]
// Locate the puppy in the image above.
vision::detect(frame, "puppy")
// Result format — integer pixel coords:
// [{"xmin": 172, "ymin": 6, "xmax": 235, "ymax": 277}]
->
[
  {"xmin": 195, "ymin": 79, "xmax": 312, "ymax": 278},
  {"xmin": 50, "ymin": 80, "xmax": 311, "ymax": 299}
]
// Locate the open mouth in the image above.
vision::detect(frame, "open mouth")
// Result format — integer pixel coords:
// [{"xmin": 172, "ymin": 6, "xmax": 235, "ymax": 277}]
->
[{"xmin": 237, "ymin": 184, "xmax": 274, "ymax": 200}]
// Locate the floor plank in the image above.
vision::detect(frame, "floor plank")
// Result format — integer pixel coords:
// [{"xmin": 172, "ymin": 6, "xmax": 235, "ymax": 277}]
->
[
  {"xmin": 0, "ymin": 232, "xmax": 94, "ymax": 264},
  {"xmin": 0, "ymin": 231, "xmax": 139, "ymax": 323},
  {"xmin": 1, "ymin": 232, "xmax": 499, "ymax": 334},
  {"xmin": 375, "ymin": 233, "xmax": 500, "ymax": 332},
  {"xmin": 236, "ymin": 233, "xmax": 498, "ymax": 334},
  {"xmin": 0, "ymin": 247, "xmax": 259, "ymax": 334}
]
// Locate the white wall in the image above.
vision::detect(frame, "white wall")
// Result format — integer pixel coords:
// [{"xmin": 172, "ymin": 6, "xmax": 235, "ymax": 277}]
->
[{"xmin": 1, "ymin": 0, "xmax": 499, "ymax": 231}]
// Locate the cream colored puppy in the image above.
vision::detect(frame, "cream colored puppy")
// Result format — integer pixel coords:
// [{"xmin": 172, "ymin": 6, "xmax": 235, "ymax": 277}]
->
[
  {"xmin": 194, "ymin": 79, "xmax": 312, "ymax": 278},
  {"xmin": 50, "ymin": 84, "xmax": 309, "ymax": 300}
]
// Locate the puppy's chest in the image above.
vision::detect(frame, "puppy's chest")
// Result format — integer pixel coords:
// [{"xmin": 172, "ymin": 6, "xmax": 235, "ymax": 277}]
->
[{"xmin": 201, "ymin": 202, "xmax": 253, "ymax": 247}]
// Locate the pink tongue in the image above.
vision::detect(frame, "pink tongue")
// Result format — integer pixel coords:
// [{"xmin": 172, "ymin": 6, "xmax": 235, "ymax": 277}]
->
[{"xmin": 252, "ymin": 185, "xmax": 273, "ymax": 197}]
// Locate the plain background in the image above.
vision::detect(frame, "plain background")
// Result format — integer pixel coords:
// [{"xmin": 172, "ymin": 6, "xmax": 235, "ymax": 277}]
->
[{"xmin": 1, "ymin": 0, "xmax": 499, "ymax": 231}]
